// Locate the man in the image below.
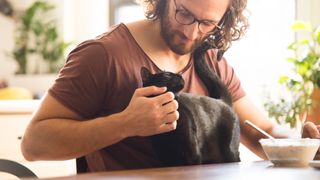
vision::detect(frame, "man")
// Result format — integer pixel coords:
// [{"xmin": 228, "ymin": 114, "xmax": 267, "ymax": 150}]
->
[{"xmin": 21, "ymin": 0, "xmax": 320, "ymax": 172}]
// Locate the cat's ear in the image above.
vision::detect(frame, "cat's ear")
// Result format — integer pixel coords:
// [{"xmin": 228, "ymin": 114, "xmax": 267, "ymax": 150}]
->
[{"xmin": 140, "ymin": 66, "xmax": 152, "ymax": 82}]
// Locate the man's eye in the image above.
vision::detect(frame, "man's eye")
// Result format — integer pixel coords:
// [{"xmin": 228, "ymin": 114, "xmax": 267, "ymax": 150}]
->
[
  {"xmin": 202, "ymin": 21, "xmax": 215, "ymax": 27},
  {"xmin": 179, "ymin": 10, "xmax": 192, "ymax": 17}
]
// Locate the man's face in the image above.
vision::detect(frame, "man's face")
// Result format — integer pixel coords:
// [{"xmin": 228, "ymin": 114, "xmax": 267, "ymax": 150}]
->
[{"xmin": 159, "ymin": 0, "xmax": 229, "ymax": 55}]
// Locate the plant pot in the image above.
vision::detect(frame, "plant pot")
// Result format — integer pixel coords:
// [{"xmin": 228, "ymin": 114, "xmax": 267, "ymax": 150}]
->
[{"xmin": 307, "ymin": 88, "xmax": 320, "ymax": 125}]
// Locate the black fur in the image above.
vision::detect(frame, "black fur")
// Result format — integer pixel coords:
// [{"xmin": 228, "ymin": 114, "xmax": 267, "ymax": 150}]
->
[{"xmin": 140, "ymin": 48, "xmax": 240, "ymax": 166}]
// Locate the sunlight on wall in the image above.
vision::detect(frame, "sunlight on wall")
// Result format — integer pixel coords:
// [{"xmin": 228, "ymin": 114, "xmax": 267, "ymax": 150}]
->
[
  {"xmin": 0, "ymin": 16, "xmax": 16, "ymax": 78},
  {"xmin": 63, "ymin": 0, "xmax": 109, "ymax": 45},
  {"xmin": 63, "ymin": 0, "xmax": 74, "ymax": 42},
  {"xmin": 114, "ymin": 5, "xmax": 145, "ymax": 24},
  {"xmin": 225, "ymin": 0, "xmax": 296, "ymax": 110}
]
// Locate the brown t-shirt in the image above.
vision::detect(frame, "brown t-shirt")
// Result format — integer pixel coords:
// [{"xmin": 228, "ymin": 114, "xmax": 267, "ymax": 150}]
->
[{"xmin": 49, "ymin": 23, "xmax": 245, "ymax": 172}]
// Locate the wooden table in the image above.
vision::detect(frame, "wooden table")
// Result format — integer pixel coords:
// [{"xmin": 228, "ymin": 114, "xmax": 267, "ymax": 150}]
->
[{"xmin": 26, "ymin": 161, "xmax": 320, "ymax": 180}]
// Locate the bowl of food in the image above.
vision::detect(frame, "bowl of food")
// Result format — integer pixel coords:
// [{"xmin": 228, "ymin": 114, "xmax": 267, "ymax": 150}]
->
[{"xmin": 259, "ymin": 138, "xmax": 320, "ymax": 167}]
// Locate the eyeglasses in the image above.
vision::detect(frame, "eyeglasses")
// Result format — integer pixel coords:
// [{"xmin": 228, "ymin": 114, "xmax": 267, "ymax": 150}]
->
[{"xmin": 173, "ymin": 0, "xmax": 223, "ymax": 34}]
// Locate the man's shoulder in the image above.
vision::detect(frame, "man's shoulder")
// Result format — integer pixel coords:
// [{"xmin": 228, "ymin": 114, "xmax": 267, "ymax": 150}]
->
[
  {"xmin": 72, "ymin": 23, "xmax": 134, "ymax": 56},
  {"xmin": 92, "ymin": 23, "xmax": 131, "ymax": 48},
  {"xmin": 95, "ymin": 23, "xmax": 128, "ymax": 41},
  {"xmin": 76, "ymin": 23, "xmax": 128, "ymax": 44}
]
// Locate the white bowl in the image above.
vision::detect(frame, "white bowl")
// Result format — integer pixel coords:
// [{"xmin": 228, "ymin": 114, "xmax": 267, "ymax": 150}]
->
[{"xmin": 259, "ymin": 138, "xmax": 320, "ymax": 167}]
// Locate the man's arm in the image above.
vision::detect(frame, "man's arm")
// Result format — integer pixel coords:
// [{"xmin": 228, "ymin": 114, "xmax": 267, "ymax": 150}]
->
[
  {"xmin": 21, "ymin": 86, "xmax": 179, "ymax": 161},
  {"xmin": 233, "ymin": 96, "xmax": 273, "ymax": 159}
]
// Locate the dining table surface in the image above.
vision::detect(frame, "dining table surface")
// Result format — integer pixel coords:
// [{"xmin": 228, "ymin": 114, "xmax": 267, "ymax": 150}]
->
[{"xmin": 23, "ymin": 160, "xmax": 320, "ymax": 180}]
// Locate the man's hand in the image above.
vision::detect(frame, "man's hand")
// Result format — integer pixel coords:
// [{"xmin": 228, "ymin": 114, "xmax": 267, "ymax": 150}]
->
[
  {"xmin": 121, "ymin": 86, "xmax": 179, "ymax": 137},
  {"xmin": 302, "ymin": 122, "xmax": 320, "ymax": 160}
]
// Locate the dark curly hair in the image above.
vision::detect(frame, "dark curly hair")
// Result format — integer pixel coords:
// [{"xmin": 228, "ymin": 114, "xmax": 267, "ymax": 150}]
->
[{"xmin": 137, "ymin": 0, "xmax": 248, "ymax": 60}]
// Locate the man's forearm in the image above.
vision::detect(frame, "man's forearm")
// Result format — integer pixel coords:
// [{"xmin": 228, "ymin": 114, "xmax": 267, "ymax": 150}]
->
[{"xmin": 21, "ymin": 112, "xmax": 129, "ymax": 161}]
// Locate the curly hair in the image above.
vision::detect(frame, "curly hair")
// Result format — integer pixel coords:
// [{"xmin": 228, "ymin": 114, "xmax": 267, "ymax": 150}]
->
[{"xmin": 136, "ymin": 0, "xmax": 248, "ymax": 60}]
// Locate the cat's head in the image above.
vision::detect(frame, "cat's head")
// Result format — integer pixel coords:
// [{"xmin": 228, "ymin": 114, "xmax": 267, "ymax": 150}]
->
[{"xmin": 141, "ymin": 67, "xmax": 185, "ymax": 94}]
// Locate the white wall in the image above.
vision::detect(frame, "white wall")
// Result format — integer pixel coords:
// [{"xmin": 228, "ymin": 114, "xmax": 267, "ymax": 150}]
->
[
  {"xmin": 0, "ymin": 14, "xmax": 16, "ymax": 79},
  {"xmin": 297, "ymin": 0, "xmax": 320, "ymax": 26},
  {"xmin": 63, "ymin": 0, "xmax": 109, "ymax": 46},
  {"xmin": 225, "ymin": 0, "xmax": 296, "ymax": 110}
]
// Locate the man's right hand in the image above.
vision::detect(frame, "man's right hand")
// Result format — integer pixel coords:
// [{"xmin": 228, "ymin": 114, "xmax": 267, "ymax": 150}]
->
[{"xmin": 121, "ymin": 86, "xmax": 179, "ymax": 137}]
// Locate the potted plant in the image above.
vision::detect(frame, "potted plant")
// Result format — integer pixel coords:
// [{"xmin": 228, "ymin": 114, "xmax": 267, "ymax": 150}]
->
[
  {"xmin": 12, "ymin": 0, "xmax": 69, "ymax": 74},
  {"xmin": 264, "ymin": 21, "xmax": 320, "ymax": 128},
  {"xmin": 8, "ymin": 0, "xmax": 70, "ymax": 98}
]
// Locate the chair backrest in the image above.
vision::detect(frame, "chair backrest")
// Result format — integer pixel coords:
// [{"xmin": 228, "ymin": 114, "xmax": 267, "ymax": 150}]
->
[{"xmin": 0, "ymin": 159, "xmax": 38, "ymax": 179}]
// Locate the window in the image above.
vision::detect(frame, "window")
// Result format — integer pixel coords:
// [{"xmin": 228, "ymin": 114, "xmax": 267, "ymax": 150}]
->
[
  {"xmin": 63, "ymin": 0, "xmax": 109, "ymax": 44},
  {"xmin": 225, "ymin": 0, "xmax": 296, "ymax": 109},
  {"xmin": 109, "ymin": 0, "xmax": 145, "ymax": 25}
]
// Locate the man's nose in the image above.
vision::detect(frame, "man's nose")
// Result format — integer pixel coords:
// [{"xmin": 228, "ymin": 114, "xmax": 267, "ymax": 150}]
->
[{"xmin": 183, "ymin": 22, "xmax": 200, "ymax": 41}]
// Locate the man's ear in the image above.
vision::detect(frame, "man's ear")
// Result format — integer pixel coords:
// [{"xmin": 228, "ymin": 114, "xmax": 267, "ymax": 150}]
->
[{"xmin": 140, "ymin": 66, "xmax": 152, "ymax": 82}]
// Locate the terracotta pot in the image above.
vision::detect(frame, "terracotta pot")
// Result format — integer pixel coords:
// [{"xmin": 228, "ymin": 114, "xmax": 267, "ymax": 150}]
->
[{"xmin": 307, "ymin": 88, "xmax": 320, "ymax": 125}]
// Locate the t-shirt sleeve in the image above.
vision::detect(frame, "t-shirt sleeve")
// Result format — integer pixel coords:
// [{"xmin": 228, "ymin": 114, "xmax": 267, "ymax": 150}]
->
[{"xmin": 48, "ymin": 41, "xmax": 108, "ymax": 119}]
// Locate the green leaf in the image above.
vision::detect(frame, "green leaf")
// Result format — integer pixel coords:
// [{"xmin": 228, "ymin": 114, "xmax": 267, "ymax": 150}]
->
[
  {"xmin": 291, "ymin": 21, "xmax": 312, "ymax": 32},
  {"xmin": 299, "ymin": 39, "xmax": 310, "ymax": 46},
  {"xmin": 286, "ymin": 57, "xmax": 297, "ymax": 63},
  {"xmin": 287, "ymin": 42, "xmax": 297, "ymax": 50},
  {"xmin": 278, "ymin": 76, "xmax": 289, "ymax": 84},
  {"xmin": 296, "ymin": 64, "xmax": 308, "ymax": 76},
  {"xmin": 316, "ymin": 27, "xmax": 320, "ymax": 45},
  {"xmin": 32, "ymin": 21, "xmax": 43, "ymax": 35},
  {"xmin": 47, "ymin": 28, "xmax": 58, "ymax": 41}
]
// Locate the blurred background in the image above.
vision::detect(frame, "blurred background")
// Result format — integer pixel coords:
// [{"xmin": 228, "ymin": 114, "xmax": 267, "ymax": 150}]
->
[
  {"xmin": 0, "ymin": 0, "xmax": 319, "ymax": 178},
  {"xmin": 0, "ymin": 0, "xmax": 320, "ymax": 135},
  {"xmin": 0, "ymin": 0, "xmax": 318, "ymax": 107}
]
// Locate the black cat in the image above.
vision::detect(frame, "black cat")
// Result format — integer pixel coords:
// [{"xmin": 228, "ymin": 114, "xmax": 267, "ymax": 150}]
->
[{"xmin": 140, "ymin": 50, "xmax": 240, "ymax": 166}]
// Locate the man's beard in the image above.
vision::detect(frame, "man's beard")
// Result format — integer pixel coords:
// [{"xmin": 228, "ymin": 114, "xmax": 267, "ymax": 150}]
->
[{"xmin": 159, "ymin": 10, "xmax": 205, "ymax": 55}]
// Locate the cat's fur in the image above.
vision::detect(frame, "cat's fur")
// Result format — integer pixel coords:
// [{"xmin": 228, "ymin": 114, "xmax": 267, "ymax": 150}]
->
[{"xmin": 140, "ymin": 48, "xmax": 240, "ymax": 166}]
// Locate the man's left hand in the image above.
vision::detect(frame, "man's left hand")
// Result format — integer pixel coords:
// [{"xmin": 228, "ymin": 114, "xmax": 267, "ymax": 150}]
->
[{"xmin": 302, "ymin": 122, "xmax": 320, "ymax": 160}]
